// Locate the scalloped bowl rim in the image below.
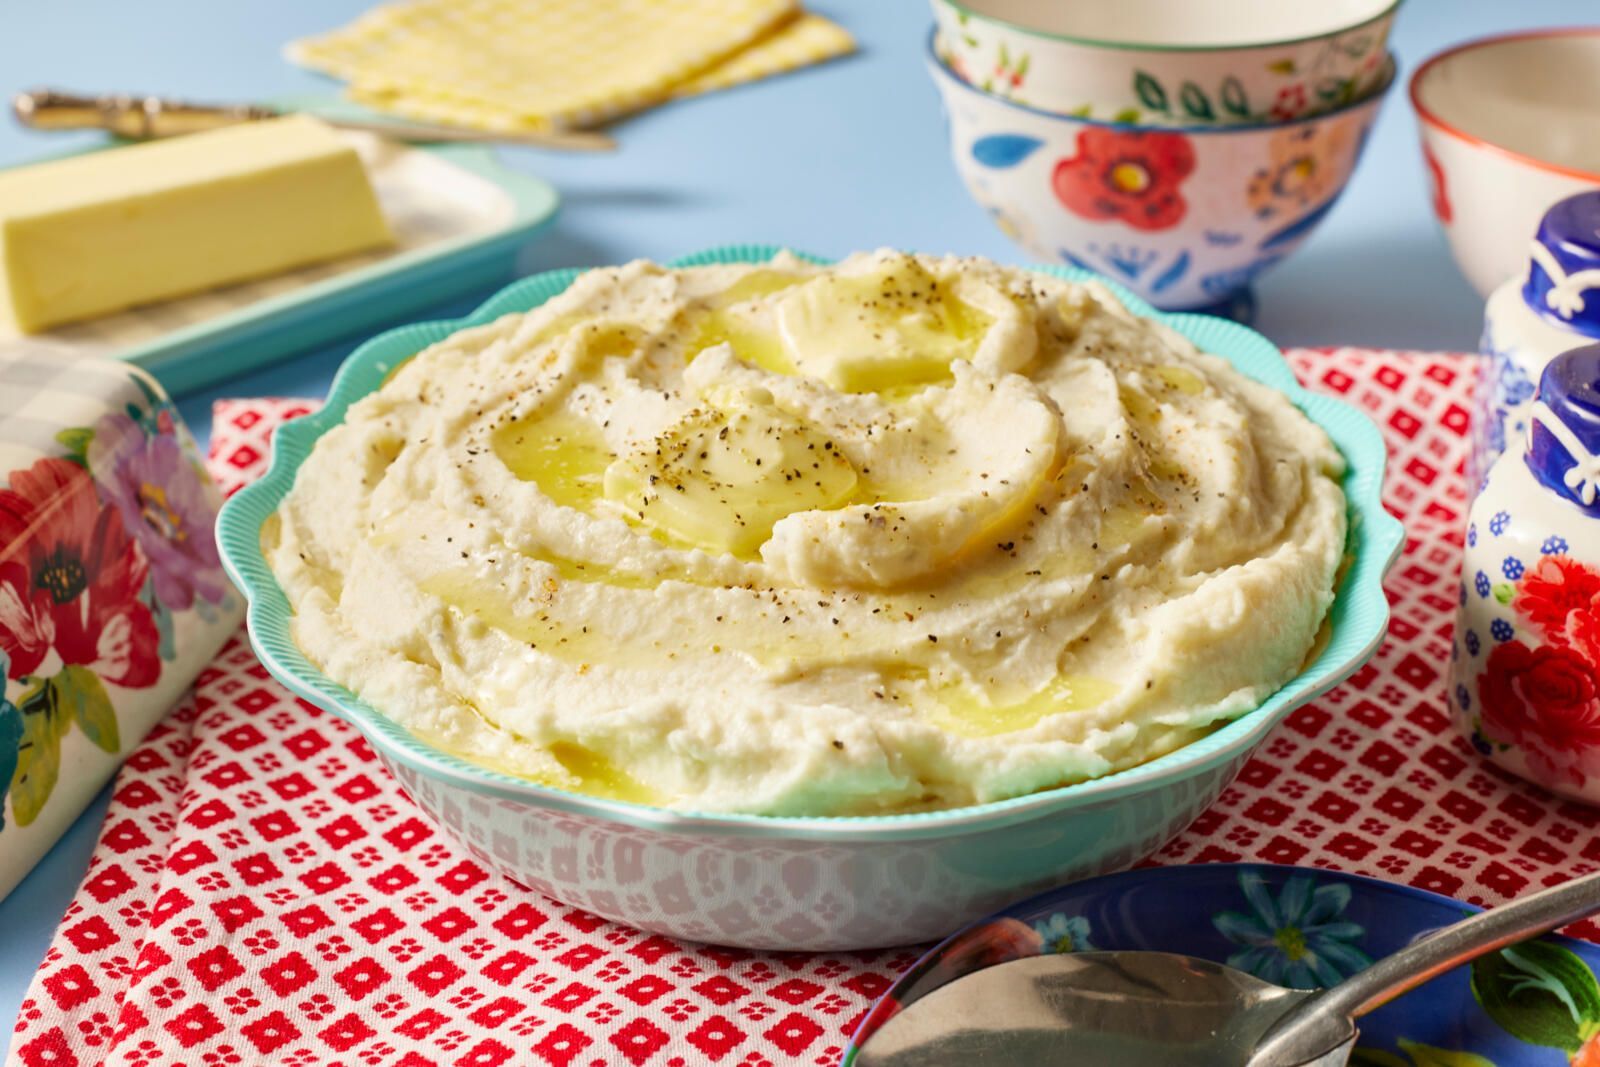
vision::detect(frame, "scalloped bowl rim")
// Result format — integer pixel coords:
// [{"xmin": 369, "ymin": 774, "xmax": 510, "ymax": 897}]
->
[
  {"xmin": 217, "ymin": 245, "xmax": 1404, "ymax": 842},
  {"xmin": 926, "ymin": 27, "xmax": 1399, "ymax": 133}
]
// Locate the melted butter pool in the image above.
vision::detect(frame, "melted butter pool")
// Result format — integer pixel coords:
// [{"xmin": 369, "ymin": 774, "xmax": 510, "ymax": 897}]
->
[
  {"xmin": 492, "ymin": 410, "xmax": 613, "ymax": 510},
  {"xmin": 544, "ymin": 741, "xmax": 661, "ymax": 806},
  {"xmin": 1156, "ymin": 365, "xmax": 1205, "ymax": 395},
  {"xmin": 778, "ymin": 261, "xmax": 994, "ymax": 393},
  {"xmin": 688, "ymin": 269, "xmax": 803, "ymax": 375},
  {"xmin": 927, "ymin": 674, "xmax": 1119, "ymax": 738}
]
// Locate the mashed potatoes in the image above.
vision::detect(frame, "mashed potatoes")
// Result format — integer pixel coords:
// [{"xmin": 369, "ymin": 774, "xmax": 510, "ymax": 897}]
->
[{"xmin": 266, "ymin": 251, "xmax": 1345, "ymax": 815}]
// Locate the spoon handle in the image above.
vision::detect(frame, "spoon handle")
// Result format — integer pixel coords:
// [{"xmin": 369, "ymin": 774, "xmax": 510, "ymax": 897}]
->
[
  {"xmin": 1334, "ymin": 869, "xmax": 1600, "ymax": 1018},
  {"xmin": 1252, "ymin": 870, "xmax": 1600, "ymax": 1065}
]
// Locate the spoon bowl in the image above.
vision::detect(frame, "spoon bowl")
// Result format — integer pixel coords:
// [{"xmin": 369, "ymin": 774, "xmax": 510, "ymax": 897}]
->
[
  {"xmin": 854, "ymin": 870, "xmax": 1600, "ymax": 1067},
  {"xmin": 854, "ymin": 952, "xmax": 1331, "ymax": 1066}
]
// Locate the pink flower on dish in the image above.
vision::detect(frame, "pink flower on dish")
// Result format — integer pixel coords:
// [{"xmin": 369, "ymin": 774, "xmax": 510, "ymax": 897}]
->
[{"xmin": 87, "ymin": 412, "xmax": 226, "ymax": 612}]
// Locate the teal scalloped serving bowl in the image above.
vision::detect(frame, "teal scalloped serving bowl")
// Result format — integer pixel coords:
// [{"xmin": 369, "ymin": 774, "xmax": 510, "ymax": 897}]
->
[{"xmin": 217, "ymin": 246, "xmax": 1404, "ymax": 951}]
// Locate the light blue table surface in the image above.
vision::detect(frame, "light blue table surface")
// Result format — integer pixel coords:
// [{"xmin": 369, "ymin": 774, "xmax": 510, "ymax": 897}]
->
[{"xmin": 0, "ymin": 0, "xmax": 1591, "ymax": 1028}]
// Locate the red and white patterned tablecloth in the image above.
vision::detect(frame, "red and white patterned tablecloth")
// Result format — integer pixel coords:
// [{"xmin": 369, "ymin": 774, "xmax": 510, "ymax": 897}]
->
[{"xmin": 10, "ymin": 348, "xmax": 1600, "ymax": 1067}]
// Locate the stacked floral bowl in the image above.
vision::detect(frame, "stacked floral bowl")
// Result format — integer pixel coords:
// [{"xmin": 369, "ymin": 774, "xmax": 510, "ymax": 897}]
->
[{"xmin": 927, "ymin": 0, "xmax": 1402, "ymax": 312}]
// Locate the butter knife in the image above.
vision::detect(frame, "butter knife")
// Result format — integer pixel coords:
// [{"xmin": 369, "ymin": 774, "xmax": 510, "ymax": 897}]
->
[{"xmin": 12, "ymin": 88, "xmax": 616, "ymax": 152}]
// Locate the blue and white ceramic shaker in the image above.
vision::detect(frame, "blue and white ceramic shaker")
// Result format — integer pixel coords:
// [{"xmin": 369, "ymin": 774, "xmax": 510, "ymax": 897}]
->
[
  {"xmin": 1451, "ymin": 344, "xmax": 1600, "ymax": 804},
  {"xmin": 1475, "ymin": 191, "xmax": 1600, "ymax": 489}
]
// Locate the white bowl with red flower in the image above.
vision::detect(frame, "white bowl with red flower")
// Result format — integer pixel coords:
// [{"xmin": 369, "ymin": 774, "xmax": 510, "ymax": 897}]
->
[
  {"xmin": 926, "ymin": 33, "xmax": 1395, "ymax": 311},
  {"xmin": 1410, "ymin": 29, "xmax": 1600, "ymax": 298},
  {"xmin": 931, "ymin": 0, "xmax": 1398, "ymax": 125}
]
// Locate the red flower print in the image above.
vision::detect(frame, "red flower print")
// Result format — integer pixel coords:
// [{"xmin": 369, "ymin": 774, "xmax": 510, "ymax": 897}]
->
[
  {"xmin": 1515, "ymin": 556, "xmax": 1600, "ymax": 653},
  {"xmin": 1052, "ymin": 128, "xmax": 1195, "ymax": 232},
  {"xmin": 1575, "ymin": 610, "xmax": 1600, "ymax": 664},
  {"xmin": 1422, "ymin": 144, "xmax": 1452, "ymax": 224},
  {"xmin": 1576, "ymin": 1033, "xmax": 1600, "ymax": 1067},
  {"xmin": 0, "ymin": 457, "xmax": 159, "ymax": 687},
  {"xmin": 1479, "ymin": 639, "xmax": 1600, "ymax": 787},
  {"xmin": 1271, "ymin": 84, "xmax": 1309, "ymax": 122}
]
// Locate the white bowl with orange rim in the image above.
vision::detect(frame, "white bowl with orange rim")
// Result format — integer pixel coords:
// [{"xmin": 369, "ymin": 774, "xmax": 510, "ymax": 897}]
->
[{"xmin": 1410, "ymin": 28, "xmax": 1600, "ymax": 297}]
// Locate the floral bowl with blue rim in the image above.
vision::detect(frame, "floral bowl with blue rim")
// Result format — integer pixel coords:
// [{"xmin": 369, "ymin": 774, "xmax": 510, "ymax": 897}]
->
[
  {"xmin": 927, "ymin": 30, "xmax": 1396, "ymax": 312},
  {"xmin": 845, "ymin": 862, "xmax": 1600, "ymax": 1066},
  {"xmin": 931, "ymin": 0, "xmax": 1398, "ymax": 125},
  {"xmin": 216, "ymin": 245, "xmax": 1403, "ymax": 952}
]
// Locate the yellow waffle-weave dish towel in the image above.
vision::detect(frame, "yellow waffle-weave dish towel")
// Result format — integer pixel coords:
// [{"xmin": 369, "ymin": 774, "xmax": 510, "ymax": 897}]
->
[{"xmin": 288, "ymin": 0, "xmax": 855, "ymax": 132}]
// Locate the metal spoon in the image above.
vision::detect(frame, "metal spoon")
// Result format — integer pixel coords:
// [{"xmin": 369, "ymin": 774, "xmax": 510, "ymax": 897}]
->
[{"xmin": 854, "ymin": 870, "xmax": 1600, "ymax": 1067}]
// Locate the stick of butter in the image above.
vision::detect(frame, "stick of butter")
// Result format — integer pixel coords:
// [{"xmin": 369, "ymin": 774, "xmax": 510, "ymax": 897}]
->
[{"xmin": 0, "ymin": 115, "xmax": 393, "ymax": 334}]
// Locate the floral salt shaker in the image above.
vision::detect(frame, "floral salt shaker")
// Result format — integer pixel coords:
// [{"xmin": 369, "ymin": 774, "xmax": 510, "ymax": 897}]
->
[
  {"xmin": 1451, "ymin": 344, "xmax": 1600, "ymax": 803},
  {"xmin": 1475, "ymin": 190, "xmax": 1600, "ymax": 489}
]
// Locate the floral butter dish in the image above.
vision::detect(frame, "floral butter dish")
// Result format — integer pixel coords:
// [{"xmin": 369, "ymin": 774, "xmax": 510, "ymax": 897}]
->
[
  {"xmin": 0, "ymin": 353, "xmax": 242, "ymax": 901},
  {"xmin": 846, "ymin": 863, "xmax": 1600, "ymax": 1066}
]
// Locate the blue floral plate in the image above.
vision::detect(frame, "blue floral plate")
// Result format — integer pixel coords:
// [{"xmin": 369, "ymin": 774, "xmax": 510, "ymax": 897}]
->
[{"xmin": 844, "ymin": 863, "xmax": 1600, "ymax": 1066}]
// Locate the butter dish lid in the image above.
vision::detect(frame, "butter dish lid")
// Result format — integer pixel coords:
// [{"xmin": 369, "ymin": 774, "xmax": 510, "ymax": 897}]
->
[
  {"xmin": 1523, "ymin": 191, "xmax": 1600, "ymax": 339},
  {"xmin": 1527, "ymin": 343, "xmax": 1600, "ymax": 516}
]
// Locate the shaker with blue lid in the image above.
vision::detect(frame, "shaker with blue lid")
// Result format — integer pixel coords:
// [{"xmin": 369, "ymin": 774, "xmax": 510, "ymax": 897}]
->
[
  {"xmin": 1451, "ymin": 344, "xmax": 1600, "ymax": 804},
  {"xmin": 1475, "ymin": 190, "xmax": 1600, "ymax": 489}
]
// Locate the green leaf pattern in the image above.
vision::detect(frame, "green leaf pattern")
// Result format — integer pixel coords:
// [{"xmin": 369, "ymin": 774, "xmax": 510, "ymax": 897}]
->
[
  {"xmin": 1128, "ymin": 71, "xmax": 1261, "ymax": 123},
  {"xmin": 1350, "ymin": 935, "xmax": 1600, "ymax": 1064},
  {"xmin": 1220, "ymin": 77, "xmax": 1250, "ymax": 118},
  {"xmin": 1112, "ymin": 26, "xmax": 1375, "ymax": 126},
  {"xmin": 981, "ymin": 39, "xmax": 1030, "ymax": 99},
  {"xmin": 1133, "ymin": 70, "xmax": 1168, "ymax": 113},
  {"xmin": 953, "ymin": 17, "xmax": 1376, "ymax": 124},
  {"xmin": 53, "ymin": 427, "xmax": 93, "ymax": 466},
  {"xmin": 7, "ymin": 667, "xmax": 123, "ymax": 827},
  {"xmin": 1472, "ymin": 940, "xmax": 1600, "ymax": 1052},
  {"xmin": 1394, "ymin": 1040, "xmax": 1498, "ymax": 1067},
  {"xmin": 1353, "ymin": 1043, "xmax": 1499, "ymax": 1067},
  {"xmin": 58, "ymin": 665, "xmax": 120, "ymax": 755},
  {"xmin": 12, "ymin": 676, "xmax": 67, "ymax": 828},
  {"xmin": 5, "ymin": 671, "xmax": 124, "ymax": 831},
  {"xmin": 1179, "ymin": 81, "xmax": 1214, "ymax": 121}
]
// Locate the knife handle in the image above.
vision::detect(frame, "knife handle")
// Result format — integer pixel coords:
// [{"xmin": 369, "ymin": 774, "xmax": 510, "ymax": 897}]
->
[
  {"xmin": 12, "ymin": 89, "xmax": 277, "ymax": 139},
  {"xmin": 12, "ymin": 87, "xmax": 618, "ymax": 152}
]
